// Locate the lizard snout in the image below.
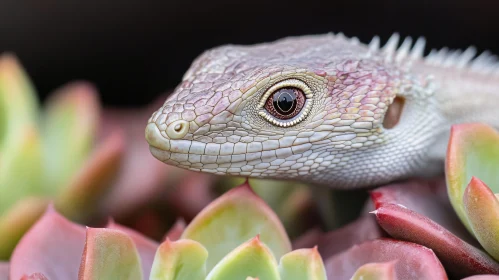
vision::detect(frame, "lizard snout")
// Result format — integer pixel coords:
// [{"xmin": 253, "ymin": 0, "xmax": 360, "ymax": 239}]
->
[{"xmin": 145, "ymin": 123, "xmax": 171, "ymax": 151}]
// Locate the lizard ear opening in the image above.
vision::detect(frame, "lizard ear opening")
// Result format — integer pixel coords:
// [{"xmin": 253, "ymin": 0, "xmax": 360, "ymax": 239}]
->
[{"xmin": 383, "ymin": 96, "xmax": 405, "ymax": 129}]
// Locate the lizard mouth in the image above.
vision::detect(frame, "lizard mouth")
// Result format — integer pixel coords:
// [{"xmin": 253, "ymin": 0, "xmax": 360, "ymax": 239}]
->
[
  {"xmin": 146, "ymin": 122, "xmax": 272, "ymax": 166},
  {"xmin": 146, "ymin": 122, "xmax": 316, "ymax": 173},
  {"xmin": 145, "ymin": 123, "xmax": 171, "ymax": 152}
]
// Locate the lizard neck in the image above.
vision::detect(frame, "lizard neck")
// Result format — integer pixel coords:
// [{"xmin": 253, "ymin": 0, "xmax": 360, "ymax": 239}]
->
[
  {"xmin": 422, "ymin": 67, "xmax": 499, "ymax": 163},
  {"xmin": 412, "ymin": 62, "xmax": 499, "ymax": 128}
]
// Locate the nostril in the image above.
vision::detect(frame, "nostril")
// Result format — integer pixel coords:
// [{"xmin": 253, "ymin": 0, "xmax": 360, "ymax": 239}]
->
[
  {"xmin": 166, "ymin": 120, "xmax": 189, "ymax": 139},
  {"xmin": 174, "ymin": 123, "xmax": 183, "ymax": 132}
]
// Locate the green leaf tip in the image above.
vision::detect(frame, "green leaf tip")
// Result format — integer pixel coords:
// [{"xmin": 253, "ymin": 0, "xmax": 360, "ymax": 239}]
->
[
  {"xmin": 464, "ymin": 177, "xmax": 499, "ymax": 261},
  {"xmin": 181, "ymin": 182, "xmax": 292, "ymax": 271},
  {"xmin": 205, "ymin": 235, "xmax": 280, "ymax": 280},
  {"xmin": 0, "ymin": 53, "xmax": 39, "ymax": 150},
  {"xmin": 78, "ymin": 228, "xmax": 143, "ymax": 280},
  {"xmin": 278, "ymin": 246, "xmax": 327, "ymax": 280},
  {"xmin": 42, "ymin": 82, "xmax": 101, "ymax": 195},
  {"xmin": 350, "ymin": 261, "xmax": 397, "ymax": 280},
  {"xmin": 149, "ymin": 238, "xmax": 207, "ymax": 280}
]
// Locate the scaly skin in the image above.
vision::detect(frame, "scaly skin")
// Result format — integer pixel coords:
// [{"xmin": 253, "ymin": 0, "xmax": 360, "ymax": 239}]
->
[{"xmin": 145, "ymin": 33, "xmax": 499, "ymax": 189}]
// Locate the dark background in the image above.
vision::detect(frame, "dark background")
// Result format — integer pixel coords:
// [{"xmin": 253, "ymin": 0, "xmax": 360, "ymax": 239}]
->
[{"xmin": 1, "ymin": 0, "xmax": 498, "ymax": 107}]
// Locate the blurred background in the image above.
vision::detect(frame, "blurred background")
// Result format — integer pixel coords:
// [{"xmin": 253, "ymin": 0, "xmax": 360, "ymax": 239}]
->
[
  {"xmin": 0, "ymin": 0, "xmax": 499, "ymax": 260},
  {"xmin": 1, "ymin": 0, "xmax": 499, "ymax": 107}
]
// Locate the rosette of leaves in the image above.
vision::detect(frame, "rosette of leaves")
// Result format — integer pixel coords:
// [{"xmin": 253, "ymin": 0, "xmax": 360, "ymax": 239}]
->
[{"xmin": 0, "ymin": 53, "xmax": 125, "ymax": 259}]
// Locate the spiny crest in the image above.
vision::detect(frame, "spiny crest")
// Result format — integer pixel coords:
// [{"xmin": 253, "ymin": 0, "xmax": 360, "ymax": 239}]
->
[
  {"xmin": 363, "ymin": 33, "xmax": 426, "ymax": 65},
  {"xmin": 353, "ymin": 32, "xmax": 499, "ymax": 76}
]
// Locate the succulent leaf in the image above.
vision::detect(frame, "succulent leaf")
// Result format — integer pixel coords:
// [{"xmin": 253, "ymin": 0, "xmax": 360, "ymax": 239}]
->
[
  {"xmin": 56, "ymin": 129, "xmax": 124, "ymax": 221},
  {"xmin": 9, "ymin": 205, "xmax": 86, "ymax": 280},
  {"xmin": 0, "ymin": 197, "xmax": 48, "ymax": 260},
  {"xmin": 0, "ymin": 127, "xmax": 44, "ymax": 214},
  {"xmin": 463, "ymin": 177, "xmax": 499, "ymax": 261},
  {"xmin": 182, "ymin": 182, "xmax": 292, "ymax": 271},
  {"xmin": 42, "ymin": 82, "xmax": 100, "ymax": 194},
  {"xmin": 350, "ymin": 261, "xmax": 397, "ymax": 280},
  {"xmin": 278, "ymin": 247, "xmax": 327, "ymax": 280},
  {"xmin": 324, "ymin": 239, "xmax": 447, "ymax": 280},
  {"xmin": 446, "ymin": 123, "xmax": 499, "ymax": 232},
  {"xmin": 205, "ymin": 236, "xmax": 280, "ymax": 280},
  {"xmin": 371, "ymin": 179, "xmax": 499, "ymax": 277},
  {"xmin": 293, "ymin": 215, "xmax": 383, "ymax": 260},
  {"xmin": 149, "ymin": 239, "xmax": 207, "ymax": 280},
  {"xmin": 164, "ymin": 218, "xmax": 186, "ymax": 241},
  {"xmin": 0, "ymin": 53, "xmax": 39, "ymax": 150},
  {"xmin": 78, "ymin": 228, "xmax": 143, "ymax": 280},
  {"xmin": 222, "ymin": 177, "xmax": 314, "ymax": 238},
  {"xmin": 107, "ymin": 221, "xmax": 158, "ymax": 280}
]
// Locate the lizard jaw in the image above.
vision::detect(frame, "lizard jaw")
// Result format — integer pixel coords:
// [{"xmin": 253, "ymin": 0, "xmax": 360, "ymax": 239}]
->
[{"xmin": 145, "ymin": 123, "xmax": 171, "ymax": 152}]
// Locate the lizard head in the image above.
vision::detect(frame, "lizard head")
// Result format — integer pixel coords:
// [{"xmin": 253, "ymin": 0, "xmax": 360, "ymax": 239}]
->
[{"xmin": 145, "ymin": 33, "xmax": 440, "ymax": 188}]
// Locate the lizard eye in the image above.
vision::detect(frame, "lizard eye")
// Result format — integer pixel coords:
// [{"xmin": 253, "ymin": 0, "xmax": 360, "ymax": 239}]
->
[
  {"xmin": 264, "ymin": 87, "xmax": 305, "ymax": 119},
  {"xmin": 258, "ymin": 79, "xmax": 313, "ymax": 127}
]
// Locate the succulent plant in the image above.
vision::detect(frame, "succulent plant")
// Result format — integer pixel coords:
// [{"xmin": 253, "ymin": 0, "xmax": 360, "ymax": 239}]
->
[
  {"xmin": 5, "ymin": 182, "xmax": 328, "ymax": 280},
  {"xmin": 2, "ymin": 180, "xmax": 450, "ymax": 280},
  {"xmin": 0, "ymin": 53, "xmax": 125, "ymax": 259},
  {"xmin": 368, "ymin": 123, "xmax": 499, "ymax": 278}
]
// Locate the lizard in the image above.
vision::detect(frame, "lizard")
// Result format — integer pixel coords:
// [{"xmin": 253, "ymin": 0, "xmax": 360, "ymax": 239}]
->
[{"xmin": 144, "ymin": 33, "xmax": 499, "ymax": 189}]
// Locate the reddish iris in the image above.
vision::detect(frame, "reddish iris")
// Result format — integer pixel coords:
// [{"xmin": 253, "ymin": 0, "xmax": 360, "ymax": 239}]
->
[{"xmin": 264, "ymin": 87, "xmax": 305, "ymax": 120}]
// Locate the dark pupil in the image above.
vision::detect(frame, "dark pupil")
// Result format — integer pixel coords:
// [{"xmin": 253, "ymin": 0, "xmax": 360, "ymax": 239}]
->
[{"xmin": 272, "ymin": 88, "xmax": 297, "ymax": 115}]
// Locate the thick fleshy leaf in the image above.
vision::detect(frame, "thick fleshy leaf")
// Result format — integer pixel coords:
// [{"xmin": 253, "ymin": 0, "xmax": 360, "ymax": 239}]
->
[
  {"xmin": 56, "ymin": 129, "xmax": 124, "ymax": 222},
  {"xmin": 0, "ymin": 197, "xmax": 49, "ymax": 259},
  {"xmin": 0, "ymin": 126, "xmax": 43, "ymax": 214},
  {"xmin": 10, "ymin": 205, "xmax": 86, "ymax": 280},
  {"xmin": 372, "ymin": 179, "xmax": 499, "ymax": 277},
  {"xmin": 374, "ymin": 204, "xmax": 499, "ymax": 277},
  {"xmin": 79, "ymin": 228, "xmax": 142, "ymax": 280},
  {"xmin": 164, "ymin": 218, "xmax": 186, "ymax": 241},
  {"xmin": 222, "ymin": 177, "xmax": 315, "ymax": 237},
  {"xmin": 107, "ymin": 221, "xmax": 158, "ymax": 280},
  {"xmin": 205, "ymin": 236, "xmax": 280, "ymax": 280},
  {"xmin": 446, "ymin": 123, "xmax": 499, "ymax": 232},
  {"xmin": 42, "ymin": 82, "xmax": 100, "ymax": 194},
  {"xmin": 150, "ymin": 239, "xmax": 207, "ymax": 280},
  {"xmin": 324, "ymin": 239, "xmax": 447, "ymax": 280},
  {"xmin": 182, "ymin": 182, "xmax": 292, "ymax": 271},
  {"xmin": 350, "ymin": 261, "xmax": 396, "ymax": 280},
  {"xmin": 371, "ymin": 178, "xmax": 474, "ymax": 242},
  {"xmin": 0, "ymin": 53, "xmax": 38, "ymax": 150},
  {"xmin": 278, "ymin": 247, "xmax": 326, "ymax": 280},
  {"xmin": 464, "ymin": 177, "xmax": 499, "ymax": 261},
  {"xmin": 293, "ymin": 215, "xmax": 384, "ymax": 260},
  {"xmin": 0, "ymin": 262, "xmax": 8, "ymax": 280}
]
